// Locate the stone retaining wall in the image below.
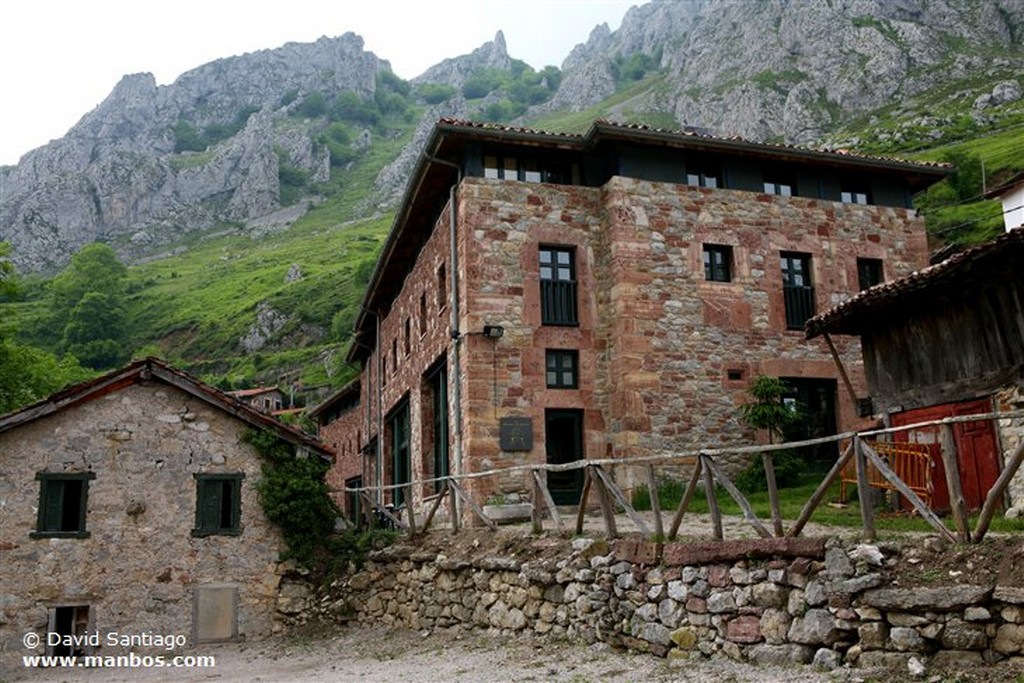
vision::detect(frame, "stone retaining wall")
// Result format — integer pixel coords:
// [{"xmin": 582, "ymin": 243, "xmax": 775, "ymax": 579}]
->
[{"xmin": 304, "ymin": 537, "xmax": 1024, "ymax": 671}]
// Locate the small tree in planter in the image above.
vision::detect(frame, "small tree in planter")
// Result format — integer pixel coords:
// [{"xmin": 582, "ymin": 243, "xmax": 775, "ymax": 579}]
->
[{"xmin": 739, "ymin": 375, "xmax": 802, "ymax": 535}]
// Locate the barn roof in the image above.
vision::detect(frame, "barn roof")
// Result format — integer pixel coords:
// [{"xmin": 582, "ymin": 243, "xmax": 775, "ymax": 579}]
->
[{"xmin": 806, "ymin": 228, "xmax": 1024, "ymax": 338}]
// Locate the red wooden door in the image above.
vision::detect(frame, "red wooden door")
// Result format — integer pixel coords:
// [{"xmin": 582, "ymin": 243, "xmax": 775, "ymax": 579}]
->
[{"xmin": 891, "ymin": 398, "xmax": 1000, "ymax": 511}]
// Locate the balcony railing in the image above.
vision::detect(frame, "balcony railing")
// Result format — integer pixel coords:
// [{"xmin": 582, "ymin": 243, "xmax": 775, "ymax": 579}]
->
[
  {"xmin": 541, "ymin": 280, "xmax": 578, "ymax": 325},
  {"xmin": 783, "ymin": 285, "xmax": 816, "ymax": 330}
]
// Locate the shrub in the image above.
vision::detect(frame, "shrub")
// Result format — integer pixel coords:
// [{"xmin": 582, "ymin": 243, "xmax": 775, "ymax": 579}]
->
[{"xmin": 734, "ymin": 449, "xmax": 805, "ymax": 493}]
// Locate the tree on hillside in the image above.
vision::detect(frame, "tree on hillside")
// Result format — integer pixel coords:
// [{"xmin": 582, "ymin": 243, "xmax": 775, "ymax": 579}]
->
[
  {"xmin": 0, "ymin": 242, "xmax": 92, "ymax": 413},
  {"xmin": 49, "ymin": 243, "xmax": 132, "ymax": 370}
]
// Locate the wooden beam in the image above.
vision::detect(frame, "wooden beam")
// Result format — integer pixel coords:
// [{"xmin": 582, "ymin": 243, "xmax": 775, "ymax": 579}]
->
[
  {"xmin": 668, "ymin": 458, "xmax": 703, "ymax": 541},
  {"xmin": 592, "ymin": 465, "xmax": 650, "ymax": 536},
  {"xmin": 823, "ymin": 332, "xmax": 860, "ymax": 408},
  {"xmin": 702, "ymin": 456, "xmax": 771, "ymax": 539},
  {"xmin": 360, "ymin": 491, "xmax": 377, "ymax": 529},
  {"xmin": 646, "ymin": 465, "xmax": 664, "ymax": 540},
  {"xmin": 702, "ymin": 455, "xmax": 723, "ymax": 541},
  {"xmin": 854, "ymin": 436, "xmax": 876, "ymax": 541},
  {"xmin": 860, "ymin": 440, "xmax": 956, "ymax": 543},
  {"xmin": 788, "ymin": 442, "xmax": 853, "ymax": 537},
  {"xmin": 974, "ymin": 436, "xmax": 1024, "ymax": 542},
  {"xmin": 575, "ymin": 468, "xmax": 594, "ymax": 536},
  {"xmin": 940, "ymin": 424, "xmax": 970, "ymax": 543},
  {"xmin": 531, "ymin": 470, "xmax": 544, "ymax": 534}
]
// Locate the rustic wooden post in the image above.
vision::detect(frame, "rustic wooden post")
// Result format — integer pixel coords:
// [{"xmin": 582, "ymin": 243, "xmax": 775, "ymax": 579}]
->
[
  {"xmin": 761, "ymin": 451, "xmax": 784, "ymax": 536},
  {"xmin": 575, "ymin": 467, "xmax": 593, "ymax": 536},
  {"xmin": 421, "ymin": 480, "xmax": 448, "ymax": 533},
  {"xmin": 402, "ymin": 484, "xmax": 417, "ymax": 537},
  {"xmin": 646, "ymin": 465, "xmax": 664, "ymax": 540},
  {"xmin": 361, "ymin": 491, "xmax": 377, "ymax": 529},
  {"xmin": 449, "ymin": 479, "xmax": 461, "ymax": 533},
  {"xmin": 974, "ymin": 437, "xmax": 1024, "ymax": 542},
  {"xmin": 860, "ymin": 440, "xmax": 955, "ymax": 542},
  {"xmin": 668, "ymin": 458, "xmax": 703, "ymax": 541},
  {"xmin": 940, "ymin": 423, "xmax": 970, "ymax": 543},
  {"xmin": 532, "ymin": 469, "xmax": 564, "ymax": 534},
  {"xmin": 448, "ymin": 480, "xmax": 497, "ymax": 531},
  {"xmin": 854, "ymin": 435, "xmax": 876, "ymax": 540},
  {"xmin": 702, "ymin": 456, "xmax": 770, "ymax": 539},
  {"xmin": 592, "ymin": 466, "xmax": 619, "ymax": 539},
  {"xmin": 593, "ymin": 465, "xmax": 650, "ymax": 536},
  {"xmin": 531, "ymin": 468, "xmax": 544, "ymax": 534},
  {"xmin": 788, "ymin": 442, "xmax": 853, "ymax": 537},
  {"xmin": 701, "ymin": 455, "xmax": 723, "ymax": 541}
]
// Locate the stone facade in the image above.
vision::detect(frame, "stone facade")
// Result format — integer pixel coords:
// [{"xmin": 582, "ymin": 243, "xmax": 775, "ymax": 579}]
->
[
  {"xmin": 321, "ymin": 537, "xmax": 1024, "ymax": 669},
  {"xmin": 339, "ymin": 120, "xmax": 944, "ymax": 513},
  {"xmin": 996, "ymin": 382, "xmax": 1024, "ymax": 514},
  {"xmin": 0, "ymin": 360, "xmax": 330, "ymax": 659}
]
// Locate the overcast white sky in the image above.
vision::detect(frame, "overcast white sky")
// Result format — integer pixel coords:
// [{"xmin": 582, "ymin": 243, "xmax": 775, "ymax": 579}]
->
[{"xmin": 0, "ymin": 0, "xmax": 645, "ymax": 165}]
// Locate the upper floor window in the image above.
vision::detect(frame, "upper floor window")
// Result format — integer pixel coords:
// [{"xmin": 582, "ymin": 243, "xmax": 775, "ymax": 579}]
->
[
  {"xmin": 840, "ymin": 179, "xmax": 872, "ymax": 205},
  {"xmin": 780, "ymin": 252, "xmax": 815, "ymax": 330},
  {"xmin": 546, "ymin": 350, "xmax": 579, "ymax": 389},
  {"xmin": 763, "ymin": 170, "xmax": 796, "ymax": 197},
  {"xmin": 404, "ymin": 317, "xmax": 411, "ymax": 356},
  {"xmin": 483, "ymin": 154, "xmax": 578, "ymax": 184},
  {"xmin": 857, "ymin": 258, "xmax": 884, "ymax": 291},
  {"xmin": 419, "ymin": 293, "xmax": 427, "ymax": 335},
  {"xmin": 703, "ymin": 244, "xmax": 733, "ymax": 282},
  {"xmin": 686, "ymin": 162, "xmax": 720, "ymax": 189},
  {"xmin": 32, "ymin": 472, "xmax": 95, "ymax": 538},
  {"xmin": 194, "ymin": 473, "xmax": 243, "ymax": 537},
  {"xmin": 539, "ymin": 246, "xmax": 578, "ymax": 326}
]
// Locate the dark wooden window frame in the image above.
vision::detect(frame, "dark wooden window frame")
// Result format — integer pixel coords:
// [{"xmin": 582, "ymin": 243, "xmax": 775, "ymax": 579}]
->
[
  {"xmin": 703, "ymin": 244, "xmax": 733, "ymax": 282},
  {"xmin": 539, "ymin": 245, "xmax": 579, "ymax": 326},
  {"xmin": 781, "ymin": 251, "xmax": 815, "ymax": 331},
  {"xmin": 857, "ymin": 257, "xmax": 884, "ymax": 291},
  {"xmin": 193, "ymin": 473, "xmax": 244, "ymax": 537},
  {"xmin": 546, "ymin": 349, "xmax": 580, "ymax": 389},
  {"xmin": 32, "ymin": 472, "xmax": 95, "ymax": 539}
]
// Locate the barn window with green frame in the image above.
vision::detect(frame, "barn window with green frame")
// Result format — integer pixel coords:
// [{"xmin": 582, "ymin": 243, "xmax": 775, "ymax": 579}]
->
[
  {"xmin": 32, "ymin": 472, "xmax": 95, "ymax": 538},
  {"xmin": 193, "ymin": 473, "xmax": 243, "ymax": 536}
]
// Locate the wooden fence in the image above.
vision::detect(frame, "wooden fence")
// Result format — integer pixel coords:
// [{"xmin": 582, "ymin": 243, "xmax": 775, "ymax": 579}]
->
[{"xmin": 342, "ymin": 408, "xmax": 1024, "ymax": 545}]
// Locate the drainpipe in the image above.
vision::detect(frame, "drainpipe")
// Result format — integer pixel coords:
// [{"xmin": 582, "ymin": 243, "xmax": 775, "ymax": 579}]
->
[
  {"xmin": 376, "ymin": 312, "xmax": 385, "ymax": 505},
  {"xmin": 424, "ymin": 154, "xmax": 463, "ymax": 501}
]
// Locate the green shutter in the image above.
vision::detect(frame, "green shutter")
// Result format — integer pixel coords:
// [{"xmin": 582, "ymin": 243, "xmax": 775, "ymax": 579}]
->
[{"xmin": 40, "ymin": 480, "xmax": 63, "ymax": 531}]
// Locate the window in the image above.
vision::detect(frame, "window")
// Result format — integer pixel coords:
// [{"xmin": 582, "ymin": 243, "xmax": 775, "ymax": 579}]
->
[
  {"xmin": 483, "ymin": 154, "xmax": 577, "ymax": 184},
  {"xmin": 686, "ymin": 162, "xmax": 719, "ymax": 188},
  {"xmin": 763, "ymin": 170, "xmax": 795, "ymax": 197},
  {"xmin": 857, "ymin": 258, "xmax": 884, "ymax": 290},
  {"xmin": 193, "ymin": 474, "xmax": 243, "ymax": 536},
  {"xmin": 546, "ymin": 350, "xmax": 579, "ymax": 389},
  {"xmin": 703, "ymin": 244, "xmax": 733, "ymax": 282},
  {"xmin": 539, "ymin": 246, "xmax": 578, "ymax": 325},
  {"xmin": 419, "ymin": 293, "xmax": 427, "ymax": 335},
  {"xmin": 404, "ymin": 317, "xmax": 411, "ymax": 356},
  {"xmin": 33, "ymin": 472, "xmax": 94, "ymax": 538},
  {"xmin": 840, "ymin": 179, "xmax": 871, "ymax": 205},
  {"xmin": 49, "ymin": 606, "xmax": 91, "ymax": 656},
  {"xmin": 381, "ymin": 354, "xmax": 387, "ymax": 386},
  {"xmin": 392, "ymin": 339, "xmax": 398, "ymax": 374},
  {"xmin": 780, "ymin": 252, "xmax": 815, "ymax": 330},
  {"xmin": 437, "ymin": 263, "xmax": 447, "ymax": 310}
]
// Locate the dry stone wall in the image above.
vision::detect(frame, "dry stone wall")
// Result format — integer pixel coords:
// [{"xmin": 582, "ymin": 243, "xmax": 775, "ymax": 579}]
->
[{"xmin": 308, "ymin": 537, "xmax": 1024, "ymax": 671}]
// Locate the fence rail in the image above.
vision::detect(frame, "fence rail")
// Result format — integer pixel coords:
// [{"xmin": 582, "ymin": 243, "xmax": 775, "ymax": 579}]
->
[{"xmin": 341, "ymin": 408, "xmax": 1024, "ymax": 544}]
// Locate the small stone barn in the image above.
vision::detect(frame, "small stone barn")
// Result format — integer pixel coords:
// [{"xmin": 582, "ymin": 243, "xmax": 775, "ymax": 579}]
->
[
  {"xmin": 0, "ymin": 357, "xmax": 333, "ymax": 658},
  {"xmin": 806, "ymin": 228, "xmax": 1024, "ymax": 512}
]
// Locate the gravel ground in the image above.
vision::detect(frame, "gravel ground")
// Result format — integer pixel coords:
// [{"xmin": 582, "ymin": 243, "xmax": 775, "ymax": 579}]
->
[{"xmin": 13, "ymin": 625, "xmax": 1023, "ymax": 683}]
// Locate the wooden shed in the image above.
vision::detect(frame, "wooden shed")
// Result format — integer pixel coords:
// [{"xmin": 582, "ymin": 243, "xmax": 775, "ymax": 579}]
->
[{"xmin": 806, "ymin": 229, "xmax": 1024, "ymax": 510}]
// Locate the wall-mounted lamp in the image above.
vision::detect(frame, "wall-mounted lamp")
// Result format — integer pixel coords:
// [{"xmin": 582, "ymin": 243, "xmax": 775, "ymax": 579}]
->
[{"xmin": 482, "ymin": 325, "xmax": 504, "ymax": 339}]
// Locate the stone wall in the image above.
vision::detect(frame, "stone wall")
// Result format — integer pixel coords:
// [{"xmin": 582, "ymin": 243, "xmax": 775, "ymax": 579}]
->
[
  {"xmin": 318, "ymin": 537, "xmax": 1024, "ymax": 670},
  {"xmin": 996, "ymin": 381, "xmax": 1024, "ymax": 514},
  {"xmin": 0, "ymin": 381, "xmax": 288, "ymax": 658}
]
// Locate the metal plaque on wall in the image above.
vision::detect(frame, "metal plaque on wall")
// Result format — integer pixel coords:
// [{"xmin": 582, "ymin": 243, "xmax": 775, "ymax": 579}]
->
[{"xmin": 499, "ymin": 417, "xmax": 533, "ymax": 451}]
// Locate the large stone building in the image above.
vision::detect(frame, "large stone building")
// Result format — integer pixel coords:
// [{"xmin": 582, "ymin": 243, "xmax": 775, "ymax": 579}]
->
[
  {"xmin": 335, "ymin": 118, "xmax": 948, "ymax": 511},
  {"xmin": 0, "ymin": 358, "xmax": 332, "ymax": 659}
]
